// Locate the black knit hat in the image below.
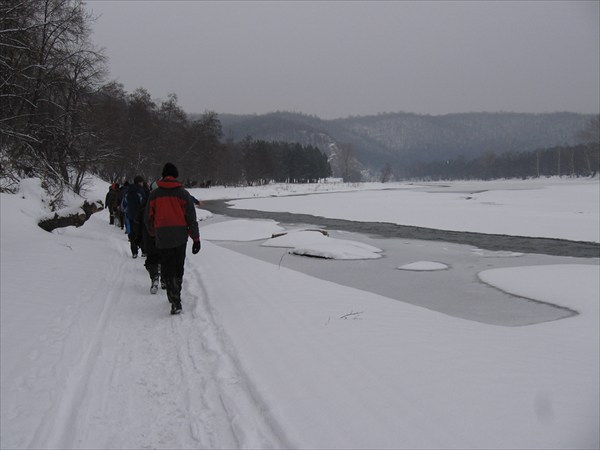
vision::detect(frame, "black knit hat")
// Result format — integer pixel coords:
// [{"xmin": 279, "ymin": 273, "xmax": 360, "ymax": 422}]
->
[
  {"xmin": 133, "ymin": 175, "xmax": 144, "ymax": 184},
  {"xmin": 161, "ymin": 162, "xmax": 178, "ymax": 178}
]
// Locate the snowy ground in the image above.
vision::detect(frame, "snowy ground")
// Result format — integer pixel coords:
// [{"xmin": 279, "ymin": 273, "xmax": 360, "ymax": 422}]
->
[{"xmin": 1, "ymin": 177, "xmax": 598, "ymax": 449}]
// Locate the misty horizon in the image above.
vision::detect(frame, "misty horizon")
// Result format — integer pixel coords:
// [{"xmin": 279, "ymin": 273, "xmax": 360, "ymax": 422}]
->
[{"xmin": 86, "ymin": 1, "xmax": 599, "ymax": 120}]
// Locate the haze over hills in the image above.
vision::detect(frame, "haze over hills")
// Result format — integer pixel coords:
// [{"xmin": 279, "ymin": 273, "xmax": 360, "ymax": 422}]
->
[{"xmin": 213, "ymin": 111, "xmax": 595, "ymax": 174}]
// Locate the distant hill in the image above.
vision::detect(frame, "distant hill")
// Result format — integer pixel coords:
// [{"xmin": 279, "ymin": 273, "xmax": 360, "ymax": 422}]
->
[{"xmin": 214, "ymin": 111, "xmax": 595, "ymax": 173}]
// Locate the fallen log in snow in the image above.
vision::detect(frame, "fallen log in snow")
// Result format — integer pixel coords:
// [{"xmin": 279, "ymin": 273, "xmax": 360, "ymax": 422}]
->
[{"xmin": 38, "ymin": 200, "xmax": 103, "ymax": 232}]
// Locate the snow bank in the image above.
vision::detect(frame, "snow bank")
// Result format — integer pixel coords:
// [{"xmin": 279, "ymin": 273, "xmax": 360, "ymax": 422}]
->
[{"xmin": 479, "ymin": 264, "xmax": 599, "ymax": 316}]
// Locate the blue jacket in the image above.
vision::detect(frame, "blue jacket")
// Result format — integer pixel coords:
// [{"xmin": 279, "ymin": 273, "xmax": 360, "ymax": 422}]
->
[{"xmin": 123, "ymin": 183, "xmax": 147, "ymax": 221}]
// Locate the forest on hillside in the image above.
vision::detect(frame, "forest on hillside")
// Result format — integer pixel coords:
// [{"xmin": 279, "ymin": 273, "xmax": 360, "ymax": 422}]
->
[{"xmin": 219, "ymin": 112, "xmax": 599, "ymax": 181}]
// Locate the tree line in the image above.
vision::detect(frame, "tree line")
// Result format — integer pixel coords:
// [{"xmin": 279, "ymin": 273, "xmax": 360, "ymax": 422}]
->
[
  {"xmin": 386, "ymin": 115, "xmax": 599, "ymax": 181},
  {"xmin": 86, "ymin": 86, "xmax": 332, "ymax": 188},
  {"xmin": 0, "ymin": 0, "xmax": 330, "ymax": 204},
  {"xmin": 403, "ymin": 141, "xmax": 599, "ymax": 181},
  {"xmin": 242, "ymin": 140, "xmax": 331, "ymax": 185}
]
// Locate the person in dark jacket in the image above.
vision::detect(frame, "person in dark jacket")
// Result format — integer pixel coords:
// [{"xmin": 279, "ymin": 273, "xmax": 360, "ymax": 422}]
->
[
  {"xmin": 105, "ymin": 184, "xmax": 118, "ymax": 225},
  {"xmin": 147, "ymin": 163, "xmax": 201, "ymax": 315},
  {"xmin": 132, "ymin": 192, "xmax": 162, "ymax": 294},
  {"xmin": 123, "ymin": 176, "xmax": 147, "ymax": 258},
  {"xmin": 117, "ymin": 182, "xmax": 129, "ymax": 230},
  {"xmin": 111, "ymin": 183, "xmax": 122, "ymax": 227}
]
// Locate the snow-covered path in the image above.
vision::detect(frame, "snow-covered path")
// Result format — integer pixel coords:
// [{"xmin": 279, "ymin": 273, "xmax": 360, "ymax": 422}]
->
[{"xmin": 1, "ymin": 213, "xmax": 284, "ymax": 449}]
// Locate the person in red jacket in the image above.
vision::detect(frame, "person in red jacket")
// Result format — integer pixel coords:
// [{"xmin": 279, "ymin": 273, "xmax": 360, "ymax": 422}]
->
[{"xmin": 146, "ymin": 163, "xmax": 201, "ymax": 315}]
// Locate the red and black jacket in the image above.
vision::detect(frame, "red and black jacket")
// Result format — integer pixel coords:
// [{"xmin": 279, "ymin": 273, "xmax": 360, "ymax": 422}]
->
[{"xmin": 146, "ymin": 177, "xmax": 200, "ymax": 249}]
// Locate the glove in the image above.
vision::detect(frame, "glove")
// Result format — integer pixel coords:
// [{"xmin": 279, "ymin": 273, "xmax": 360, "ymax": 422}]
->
[{"xmin": 192, "ymin": 240, "xmax": 201, "ymax": 254}]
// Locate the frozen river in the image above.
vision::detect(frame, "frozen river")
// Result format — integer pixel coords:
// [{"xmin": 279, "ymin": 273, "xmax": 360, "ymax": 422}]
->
[
  {"xmin": 203, "ymin": 200, "xmax": 600, "ymax": 258},
  {"xmin": 202, "ymin": 200, "xmax": 597, "ymax": 326}
]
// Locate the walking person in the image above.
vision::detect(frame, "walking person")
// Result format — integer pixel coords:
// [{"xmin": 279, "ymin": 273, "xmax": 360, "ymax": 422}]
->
[
  {"xmin": 112, "ymin": 183, "xmax": 122, "ymax": 227},
  {"xmin": 147, "ymin": 163, "xmax": 201, "ymax": 315},
  {"xmin": 105, "ymin": 183, "xmax": 118, "ymax": 225},
  {"xmin": 132, "ymin": 193, "xmax": 160, "ymax": 293},
  {"xmin": 122, "ymin": 176, "xmax": 147, "ymax": 258},
  {"xmin": 117, "ymin": 181, "xmax": 129, "ymax": 230}
]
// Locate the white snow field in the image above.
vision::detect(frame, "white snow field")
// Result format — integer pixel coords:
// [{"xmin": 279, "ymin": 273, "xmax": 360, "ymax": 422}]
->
[{"xmin": 1, "ymin": 177, "xmax": 599, "ymax": 449}]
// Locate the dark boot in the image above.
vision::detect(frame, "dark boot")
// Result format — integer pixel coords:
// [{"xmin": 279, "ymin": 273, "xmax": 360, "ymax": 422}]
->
[
  {"xmin": 130, "ymin": 240, "xmax": 138, "ymax": 258},
  {"xmin": 145, "ymin": 261, "xmax": 159, "ymax": 294},
  {"xmin": 173, "ymin": 278, "xmax": 182, "ymax": 314},
  {"xmin": 167, "ymin": 278, "xmax": 182, "ymax": 314},
  {"xmin": 150, "ymin": 275, "xmax": 159, "ymax": 294}
]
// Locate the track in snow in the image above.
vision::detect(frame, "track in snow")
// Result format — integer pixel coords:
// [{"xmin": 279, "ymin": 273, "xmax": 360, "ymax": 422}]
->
[{"xmin": 27, "ymin": 227, "xmax": 286, "ymax": 449}]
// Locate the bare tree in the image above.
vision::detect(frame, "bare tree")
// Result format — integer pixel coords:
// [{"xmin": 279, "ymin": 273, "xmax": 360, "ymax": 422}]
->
[
  {"xmin": 380, "ymin": 162, "xmax": 393, "ymax": 183},
  {"xmin": 1, "ymin": 0, "xmax": 106, "ymax": 198},
  {"xmin": 329, "ymin": 143, "xmax": 362, "ymax": 182}
]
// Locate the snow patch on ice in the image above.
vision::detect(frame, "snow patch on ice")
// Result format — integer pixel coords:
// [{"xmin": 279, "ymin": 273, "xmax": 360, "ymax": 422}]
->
[
  {"xmin": 472, "ymin": 249, "xmax": 525, "ymax": 257},
  {"xmin": 196, "ymin": 208, "xmax": 213, "ymax": 221},
  {"xmin": 262, "ymin": 230, "xmax": 329, "ymax": 248},
  {"xmin": 291, "ymin": 241, "xmax": 382, "ymax": 260},
  {"xmin": 397, "ymin": 261, "xmax": 449, "ymax": 271},
  {"xmin": 264, "ymin": 229, "xmax": 383, "ymax": 260}
]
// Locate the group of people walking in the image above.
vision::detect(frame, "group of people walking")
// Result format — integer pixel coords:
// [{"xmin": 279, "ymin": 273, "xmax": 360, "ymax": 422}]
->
[{"xmin": 105, "ymin": 163, "xmax": 201, "ymax": 315}]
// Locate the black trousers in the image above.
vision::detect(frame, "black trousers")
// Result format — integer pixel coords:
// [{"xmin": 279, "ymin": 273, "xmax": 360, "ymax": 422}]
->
[
  {"xmin": 159, "ymin": 244, "xmax": 187, "ymax": 281},
  {"xmin": 144, "ymin": 251, "xmax": 161, "ymax": 280}
]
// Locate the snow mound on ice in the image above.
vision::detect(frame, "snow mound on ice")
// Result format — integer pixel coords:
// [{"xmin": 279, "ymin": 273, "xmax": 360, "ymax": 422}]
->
[
  {"xmin": 291, "ymin": 241, "xmax": 383, "ymax": 260},
  {"xmin": 397, "ymin": 261, "xmax": 449, "ymax": 271},
  {"xmin": 472, "ymin": 249, "xmax": 524, "ymax": 257},
  {"xmin": 262, "ymin": 230, "xmax": 329, "ymax": 248},
  {"xmin": 264, "ymin": 230, "xmax": 383, "ymax": 260},
  {"xmin": 196, "ymin": 208, "xmax": 213, "ymax": 221},
  {"xmin": 201, "ymin": 219, "xmax": 284, "ymax": 241}
]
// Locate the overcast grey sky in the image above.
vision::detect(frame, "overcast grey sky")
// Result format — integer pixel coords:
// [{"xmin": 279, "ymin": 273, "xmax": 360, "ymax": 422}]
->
[{"xmin": 86, "ymin": 1, "xmax": 599, "ymax": 119}]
